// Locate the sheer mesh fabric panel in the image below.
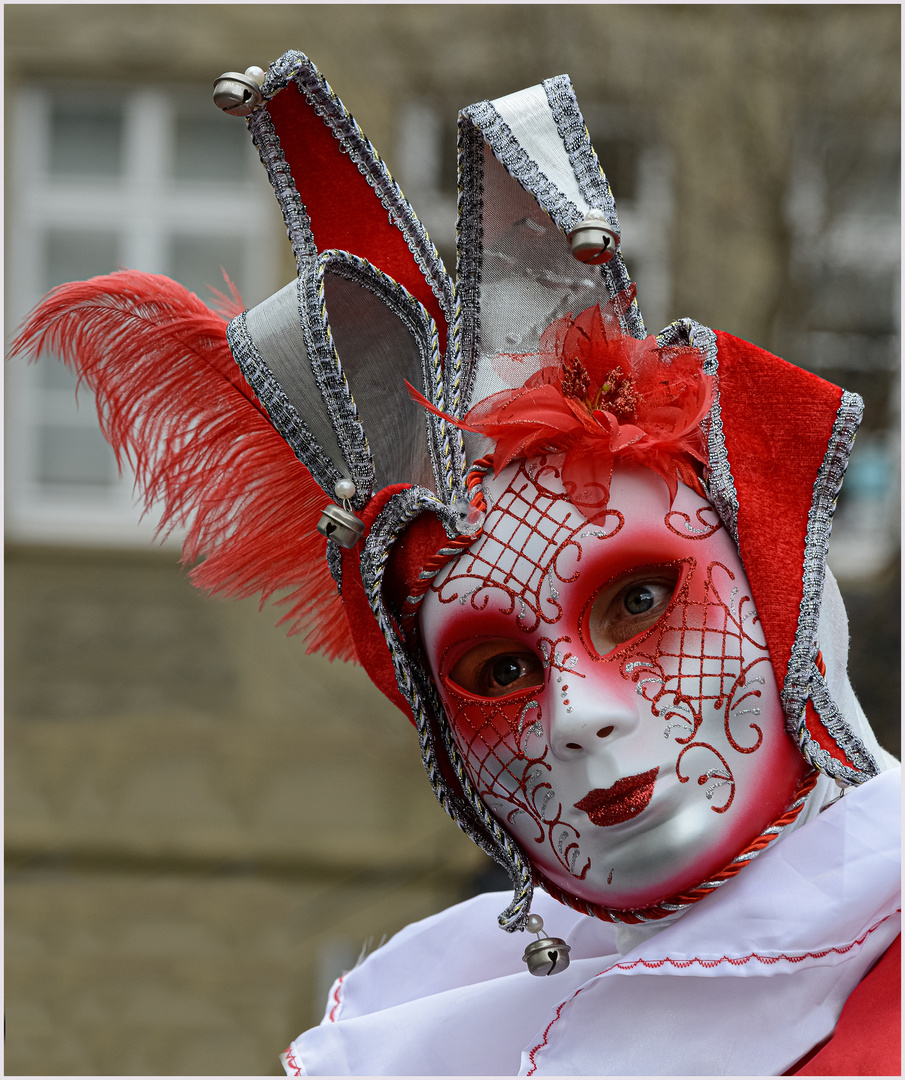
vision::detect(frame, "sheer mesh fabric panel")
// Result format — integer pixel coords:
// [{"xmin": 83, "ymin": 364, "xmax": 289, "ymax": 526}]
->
[
  {"xmin": 460, "ymin": 146, "xmax": 611, "ymax": 468},
  {"xmin": 469, "ymin": 144, "xmax": 608, "ymax": 410},
  {"xmin": 324, "ymin": 272, "xmax": 435, "ymax": 492}
]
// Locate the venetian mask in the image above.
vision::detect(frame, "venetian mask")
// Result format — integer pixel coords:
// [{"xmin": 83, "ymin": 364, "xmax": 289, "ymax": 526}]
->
[{"xmin": 419, "ymin": 459, "xmax": 807, "ymax": 910}]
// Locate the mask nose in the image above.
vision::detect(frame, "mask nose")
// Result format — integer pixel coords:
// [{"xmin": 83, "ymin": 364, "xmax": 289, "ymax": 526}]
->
[{"xmin": 547, "ymin": 667, "xmax": 639, "ymax": 761}]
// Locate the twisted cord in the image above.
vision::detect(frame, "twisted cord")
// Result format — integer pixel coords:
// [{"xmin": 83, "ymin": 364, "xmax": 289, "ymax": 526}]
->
[
  {"xmin": 400, "ymin": 455, "xmax": 492, "ymax": 623},
  {"xmin": 439, "ymin": 707, "xmax": 535, "ymax": 930},
  {"xmin": 381, "ymin": 462, "xmax": 535, "ymax": 929}
]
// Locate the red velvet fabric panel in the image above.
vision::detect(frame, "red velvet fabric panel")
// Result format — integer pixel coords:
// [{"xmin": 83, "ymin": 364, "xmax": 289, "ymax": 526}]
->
[
  {"xmin": 714, "ymin": 332, "xmax": 854, "ymax": 765},
  {"xmin": 791, "ymin": 935, "xmax": 901, "ymax": 1075},
  {"xmin": 383, "ymin": 510, "xmax": 448, "ymax": 615},
  {"xmin": 802, "ymin": 698, "xmax": 858, "ymax": 766},
  {"xmin": 266, "ymin": 83, "xmax": 447, "ymax": 354}
]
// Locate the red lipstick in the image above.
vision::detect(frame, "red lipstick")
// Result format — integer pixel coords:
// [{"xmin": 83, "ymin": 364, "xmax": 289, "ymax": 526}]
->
[{"xmin": 574, "ymin": 767, "xmax": 659, "ymax": 826}]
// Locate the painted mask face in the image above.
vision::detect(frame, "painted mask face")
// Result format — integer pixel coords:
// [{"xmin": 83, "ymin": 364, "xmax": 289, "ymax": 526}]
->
[{"xmin": 419, "ymin": 459, "xmax": 806, "ymax": 910}]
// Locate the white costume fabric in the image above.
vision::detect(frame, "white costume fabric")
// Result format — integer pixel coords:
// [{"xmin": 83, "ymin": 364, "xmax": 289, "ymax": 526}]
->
[{"xmin": 282, "ymin": 765, "xmax": 899, "ymax": 1077}]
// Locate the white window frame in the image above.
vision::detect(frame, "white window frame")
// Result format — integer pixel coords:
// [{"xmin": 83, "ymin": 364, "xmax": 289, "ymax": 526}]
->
[{"xmin": 6, "ymin": 82, "xmax": 284, "ymax": 547}]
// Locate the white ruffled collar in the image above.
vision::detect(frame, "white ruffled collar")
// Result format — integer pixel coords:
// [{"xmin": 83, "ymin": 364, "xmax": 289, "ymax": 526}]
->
[{"xmin": 284, "ymin": 767, "xmax": 900, "ymax": 1076}]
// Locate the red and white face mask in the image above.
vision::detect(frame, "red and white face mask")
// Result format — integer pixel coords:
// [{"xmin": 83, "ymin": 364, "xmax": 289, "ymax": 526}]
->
[{"xmin": 420, "ymin": 459, "xmax": 806, "ymax": 910}]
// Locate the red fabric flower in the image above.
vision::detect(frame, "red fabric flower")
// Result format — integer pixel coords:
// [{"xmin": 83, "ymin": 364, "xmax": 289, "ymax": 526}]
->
[{"xmin": 410, "ymin": 301, "xmax": 714, "ymax": 518}]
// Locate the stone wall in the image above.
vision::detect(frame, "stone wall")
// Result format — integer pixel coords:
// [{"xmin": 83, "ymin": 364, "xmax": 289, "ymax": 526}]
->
[{"xmin": 6, "ymin": 545, "xmax": 487, "ymax": 1074}]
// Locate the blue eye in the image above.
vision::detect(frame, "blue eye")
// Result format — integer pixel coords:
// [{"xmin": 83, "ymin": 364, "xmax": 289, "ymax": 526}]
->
[
  {"xmin": 624, "ymin": 585, "xmax": 656, "ymax": 614},
  {"xmin": 587, "ymin": 566, "xmax": 680, "ymax": 654}
]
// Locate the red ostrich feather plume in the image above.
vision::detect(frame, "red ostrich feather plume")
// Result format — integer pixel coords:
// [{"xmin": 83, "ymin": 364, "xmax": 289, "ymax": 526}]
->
[{"xmin": 10, "ymin": 270, "xmax": 356, "ymax": 662}]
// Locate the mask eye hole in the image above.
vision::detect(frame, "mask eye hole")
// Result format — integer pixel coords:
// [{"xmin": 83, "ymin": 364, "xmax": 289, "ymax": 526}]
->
[
  {"xmin": 588, "ymin": 565, "xmax": 681, "ymax": 655},
  {"xmin": 447, "ymin": 639, "xmax": 545, "ymax": 699}
]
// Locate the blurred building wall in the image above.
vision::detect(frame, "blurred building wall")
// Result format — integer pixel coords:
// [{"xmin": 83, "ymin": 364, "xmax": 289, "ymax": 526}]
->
[{"xmin": 5, "ymin": 5, "xmax": 899, "ymax": 1075}]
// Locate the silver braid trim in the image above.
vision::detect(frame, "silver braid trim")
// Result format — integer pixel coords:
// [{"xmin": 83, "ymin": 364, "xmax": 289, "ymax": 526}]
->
[
  {"xmin": 658, "ymin": 319, "xmax": 737, "ymax": 541},
  {"xmin": 799, "ymin": 665, "xmax": 879, "ymax": 785},
  {"xmin": 259, "ymin": 50, "xmax": 455, "ymax": 325},
  {"xmin": 783, "ymin": 391, "xmax": 878, "ymax": 785},
  {"xmin": 359, "ymin": 488, "xmax": 535, "ymax": 931}
]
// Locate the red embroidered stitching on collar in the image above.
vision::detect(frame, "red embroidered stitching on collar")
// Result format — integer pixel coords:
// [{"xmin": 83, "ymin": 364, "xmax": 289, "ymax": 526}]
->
[
  {"xmin": 524, "ymin": 910, "xmax": 900, "ymax": 1075},
  {"xmin": 328, "ymin": 973, "xmax": 346, "ymax": 1023},
  {"xmin": 283, "ymin": 1045, "xmax": 304, "ymax": 1076}
]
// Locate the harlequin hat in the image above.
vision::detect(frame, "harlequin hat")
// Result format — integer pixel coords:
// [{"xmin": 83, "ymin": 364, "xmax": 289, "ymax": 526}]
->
[{"xmin": 12, "ymin": 50, "xmax": 887, "ymax": 952}]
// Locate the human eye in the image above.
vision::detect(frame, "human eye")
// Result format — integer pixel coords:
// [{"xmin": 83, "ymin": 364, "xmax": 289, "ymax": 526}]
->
[
  {"xmin": 588, "ymin": 566, "xmax": 680, "ymax": 654},
  {"xmin": 447, "ymin": 639, "xmax": 545, "ymax": 698}
]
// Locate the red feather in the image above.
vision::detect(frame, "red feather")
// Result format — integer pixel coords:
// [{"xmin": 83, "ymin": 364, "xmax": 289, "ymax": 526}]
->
[
  {"xmin": 409, "ymin": 302, "xmax": 712, "ymax": 519},
  {"xmin": 10, "ymin": 270, "xmax": 356, "ymax": 662},
  {"xmin": 205, "ymin": 271, "xmax": 246, "ymax": 322}
]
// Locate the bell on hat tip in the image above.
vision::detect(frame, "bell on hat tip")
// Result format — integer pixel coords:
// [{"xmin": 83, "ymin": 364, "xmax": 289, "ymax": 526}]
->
[
  {"xmin": 316, "ymin": 504, "xmax": 364, "ymax": 548},
  {"xmin": 522, "ymin": 935, "xmax": 572, "ymax": 976},
  {"xmin": 569, "ymin": 209, "xmax": 620, "ymax": 265},
  {"xmin": 212, "ymin": 69, "xmax": 265, "ymax": 117},
  {"xmin": 521, "ymin": 912, "xmax": 570, "ymax": 975}
]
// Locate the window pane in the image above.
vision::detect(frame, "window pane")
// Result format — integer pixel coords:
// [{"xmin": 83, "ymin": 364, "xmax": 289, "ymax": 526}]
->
[
  {"xmin": 169, "ymin": 235, "xmax": 245, "ymax": 299},
  {"xmin": 173, "ymin": 109, "xmax": 251, "ymax": 182},
  {"xmin": 39, "ymin": 231, "xmax": 119, "ymax": 392},
  {"xmin": 36, "ymin": 351, "xmax": 81, "ymax": 393},
  {"xmin": 37, "ymin": 424, "xmax": 116, "ymax": 486},
  {"xmin": 45, "ymin": 229, "xmax": 119, "ymax": 292},
  {"xmin": 48, "ymin": 101, "xmax": 123, "ymax": 177},
  {"xmin": 39, "ymin": 232, "xmax": 118, "ymax": 397}
]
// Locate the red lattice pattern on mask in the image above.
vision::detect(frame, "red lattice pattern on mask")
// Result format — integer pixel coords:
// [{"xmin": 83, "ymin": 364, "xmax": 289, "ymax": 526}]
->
[
  {"xmin": 432, "ymin": 459, "xmax": 623, "ymax": 633},
  {"xmin": 442, "ymin": 679, "xmax": 543, "ymax": 801},
  {"xmin": 614, "ymin": 559, "xmax": 772, "ymax": 813},
  {"xmin": 441, "ymin": 677, "xmax": 588, "ymax": 878}
]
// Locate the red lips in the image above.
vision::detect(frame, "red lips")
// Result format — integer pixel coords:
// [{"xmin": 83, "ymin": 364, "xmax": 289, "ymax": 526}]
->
[{"xmin": 574, "ymin": 767, "xmax": 659, "ymax": 826}]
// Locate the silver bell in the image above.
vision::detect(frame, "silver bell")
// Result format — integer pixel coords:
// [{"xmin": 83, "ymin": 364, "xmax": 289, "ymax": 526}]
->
[
  {"xmin": 212, "ymin": 70, "xmax": 264, "ymax": 117},
  {"xmin": 523, "ymin": 935, "xmax": 572, "ymax": 976},
  {"xmin": 316, "ymin": 504, "xmax": 364, "ymax": 548},
  {"xmin": 521, "ymin": 913, "xmax": 571, "ymax": 976},
  {"xmin": 569, "ymin": 209, "xmax": 620, "ymax": 265}
]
